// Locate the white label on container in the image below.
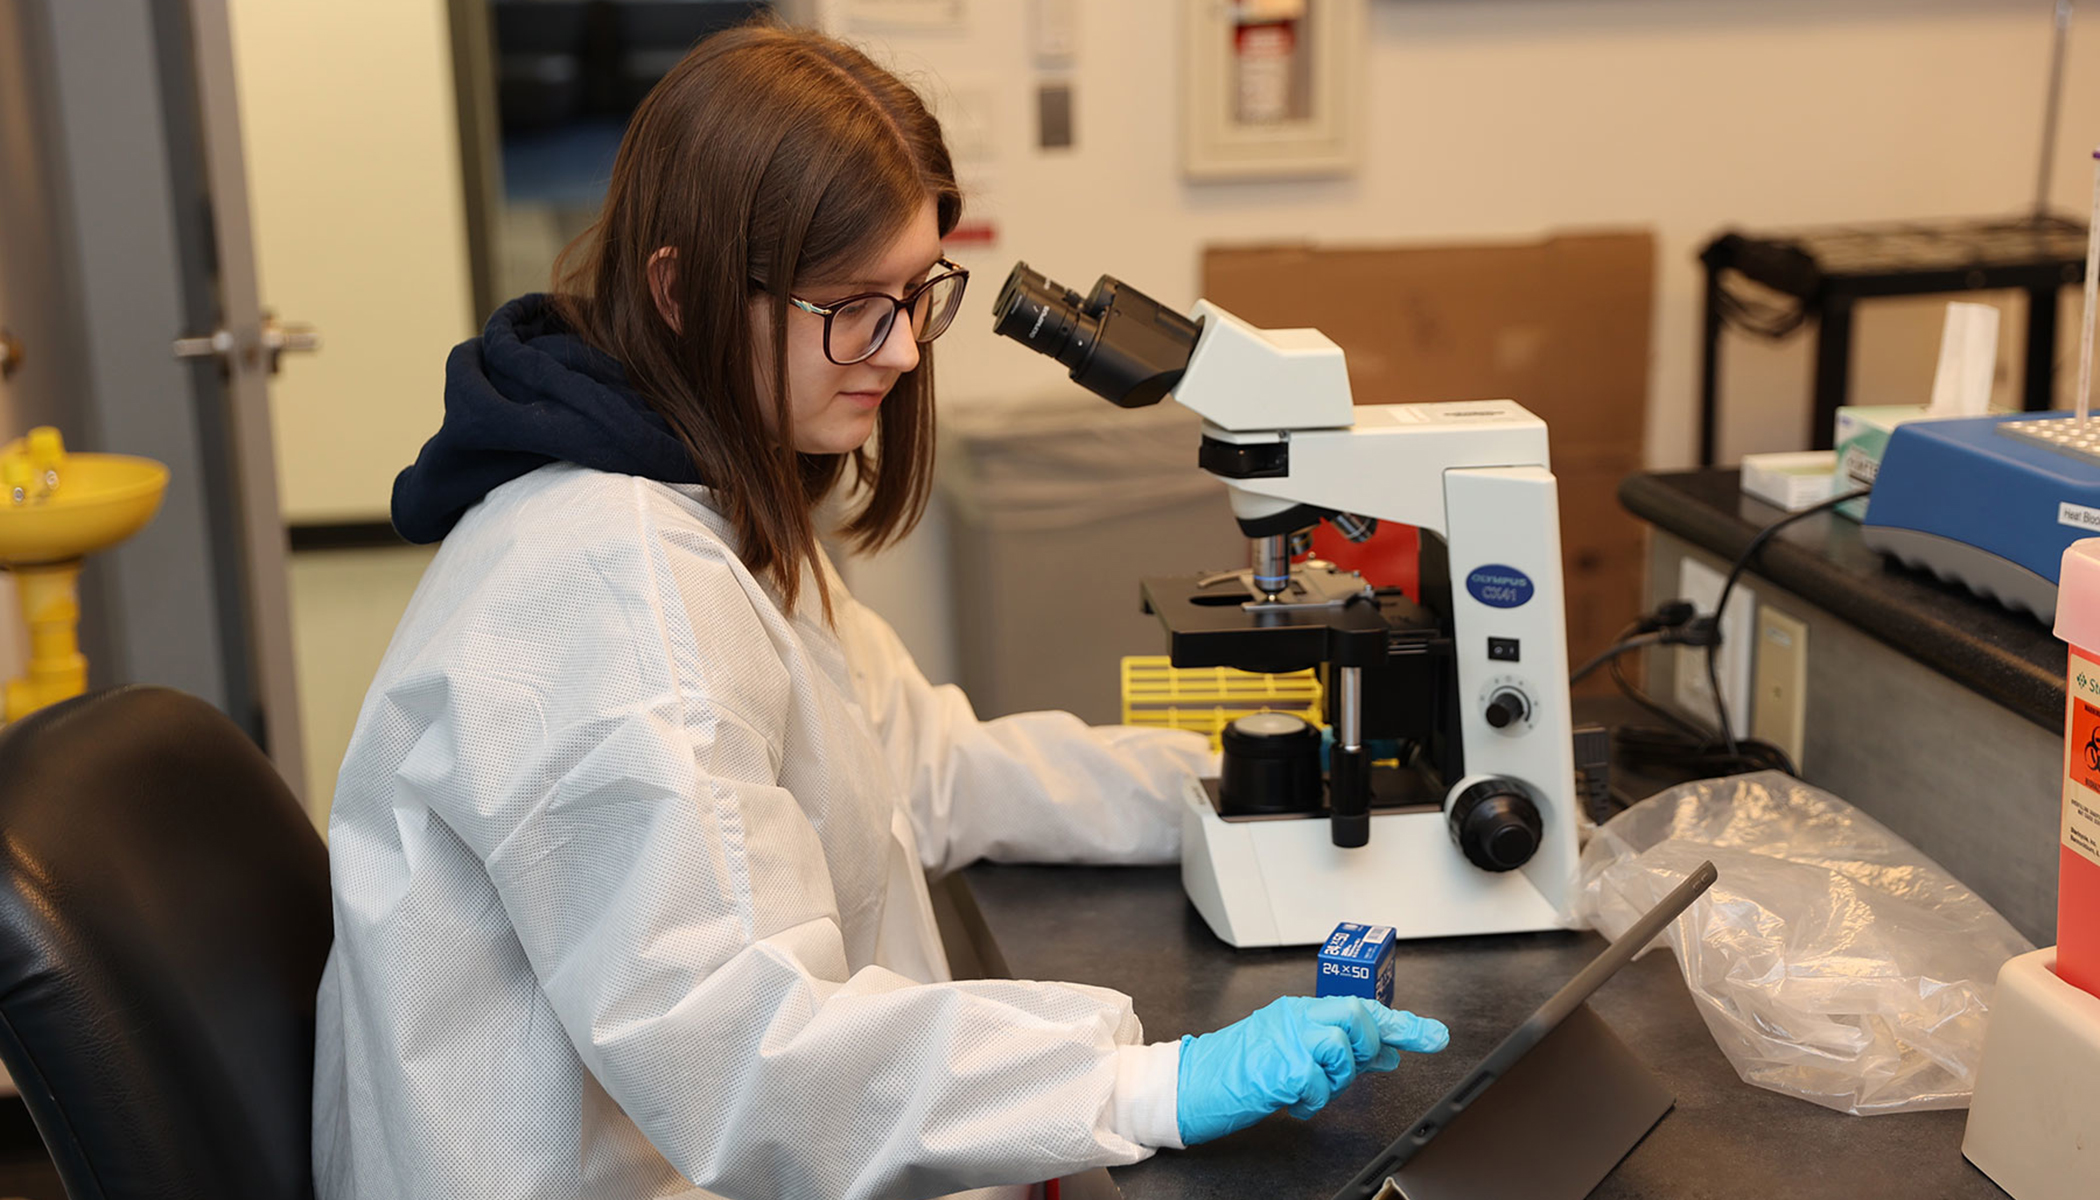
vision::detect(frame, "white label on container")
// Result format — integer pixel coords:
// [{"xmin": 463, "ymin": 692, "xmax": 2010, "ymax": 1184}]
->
[
  {"xmin": 2060, "ymin": 502, "xmax": 2100, "ymax": 531},
  {"xmin": 2066, "ymin": 786, "xmax": 2100, "ymax": 870},
  {"xmin": 1839, "ymin": 445, "xmax": 1880, "ymax": 489}
]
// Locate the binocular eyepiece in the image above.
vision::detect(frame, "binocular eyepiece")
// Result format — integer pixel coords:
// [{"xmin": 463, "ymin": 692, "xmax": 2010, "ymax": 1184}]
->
[{"xmin": 990, "ymin": 262, "xmax": 1203, "ymax": 409}]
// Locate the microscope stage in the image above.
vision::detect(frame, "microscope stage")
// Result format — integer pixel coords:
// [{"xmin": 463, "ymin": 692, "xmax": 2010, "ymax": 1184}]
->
[{"xmin": 1139, "ymin": 574, "xmax": 1437, "ymax": 674}]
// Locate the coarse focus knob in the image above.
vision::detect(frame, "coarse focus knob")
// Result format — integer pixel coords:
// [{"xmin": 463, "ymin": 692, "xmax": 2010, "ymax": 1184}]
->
[
  {"xmin": 1484, "ymin": 687, "xmax": 1529, "ymax": 729},
  {"xmin": 1447, "ymin": 779, "xmax": 1543, "ymax": 872}
]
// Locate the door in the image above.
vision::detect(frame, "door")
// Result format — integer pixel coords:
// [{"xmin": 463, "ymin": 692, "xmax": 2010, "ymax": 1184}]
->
[
  {"xmin": 175, "ymin": 0, "xmax": 310, "ymax": 797},
  {"xmin": 0, "ymin": 0, "xmax": 308, "ymax": 793}
]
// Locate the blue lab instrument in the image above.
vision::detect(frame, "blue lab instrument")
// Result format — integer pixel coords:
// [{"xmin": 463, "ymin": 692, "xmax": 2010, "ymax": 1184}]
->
[{"xmin": 1861, "ymin": 412, "xmax": 2100, "ymax": 622}]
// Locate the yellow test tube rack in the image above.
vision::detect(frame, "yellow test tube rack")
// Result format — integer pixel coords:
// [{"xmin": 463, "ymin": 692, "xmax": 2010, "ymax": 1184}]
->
[{"xmin": 1119, "ymin": 655, "xmax": 1324, "ymax": 751}]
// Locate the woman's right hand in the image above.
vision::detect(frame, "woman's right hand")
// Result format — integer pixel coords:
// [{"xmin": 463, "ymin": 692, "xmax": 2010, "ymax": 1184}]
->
[{"xmin": 1175, "ymin": 996, "xmax": 1449, "ymax": 1146}]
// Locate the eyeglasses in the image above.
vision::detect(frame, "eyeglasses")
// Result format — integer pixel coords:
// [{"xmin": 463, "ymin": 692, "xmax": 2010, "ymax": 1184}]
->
[{"xmin": 787, "ymin": 259, "xmax": 970, "ymax": 366}]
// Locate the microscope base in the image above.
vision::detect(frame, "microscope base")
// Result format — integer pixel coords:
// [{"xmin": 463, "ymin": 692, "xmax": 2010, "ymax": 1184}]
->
[{"xmin": 1179, "ymin": 778, "xmax": 1575, "ymax": 948}]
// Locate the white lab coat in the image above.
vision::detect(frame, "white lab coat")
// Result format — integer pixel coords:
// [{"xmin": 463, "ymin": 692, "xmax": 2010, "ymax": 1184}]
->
[{"xmin": 313, "ymin": 463, "xmax": 1205, "ymax": 1200}]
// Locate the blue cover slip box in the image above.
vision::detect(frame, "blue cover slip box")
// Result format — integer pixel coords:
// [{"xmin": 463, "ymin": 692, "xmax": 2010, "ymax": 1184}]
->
[{"xmin": 1317, "ymin": 922, "xmax": 1396, "ymax": 1005}]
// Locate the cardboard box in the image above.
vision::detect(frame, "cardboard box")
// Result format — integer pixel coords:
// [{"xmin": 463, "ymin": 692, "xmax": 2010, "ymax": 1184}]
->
[{"xmin": 1202, "ymin": 232, "xmax": 1656, "ymax": 687}]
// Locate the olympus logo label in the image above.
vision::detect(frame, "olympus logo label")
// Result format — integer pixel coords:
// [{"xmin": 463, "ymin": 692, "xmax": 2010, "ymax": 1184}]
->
[{"xmin": 1466, "ymin": 565, "xmax": 1535, "ymax": 609}]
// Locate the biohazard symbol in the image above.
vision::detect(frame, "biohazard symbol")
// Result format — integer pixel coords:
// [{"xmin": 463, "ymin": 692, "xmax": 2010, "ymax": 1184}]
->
[{"xmin": 2075, "ymin": 696, "xmax": 2100, "ymax": 791}]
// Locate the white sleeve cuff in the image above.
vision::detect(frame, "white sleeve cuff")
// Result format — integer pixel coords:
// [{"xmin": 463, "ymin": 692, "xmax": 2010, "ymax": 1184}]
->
[{"xmin": 1108, "ymin": 1040, "xmax": 1184, "ymax": 1150}]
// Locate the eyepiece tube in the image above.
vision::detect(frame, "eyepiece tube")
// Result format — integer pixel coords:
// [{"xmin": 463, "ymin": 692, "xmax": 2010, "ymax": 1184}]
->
[
  {"xmin": 991, "ymin": 262, "xmax": 1093, "ymax": 369},
  {"xmin": 990, "ymin": 261, "xmax": 1204, "ymax": 409}
]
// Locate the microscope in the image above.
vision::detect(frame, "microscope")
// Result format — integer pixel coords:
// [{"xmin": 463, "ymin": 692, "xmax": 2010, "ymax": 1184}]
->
[{"xmin": 992, "ymin": 264, "xmax": 1581, "ymax": 947}]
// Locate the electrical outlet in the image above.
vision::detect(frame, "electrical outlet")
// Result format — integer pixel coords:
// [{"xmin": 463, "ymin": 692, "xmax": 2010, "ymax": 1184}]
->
[
  {"xmin": 1752, "ymin": 607, "xmax": 1809, "ymax": 768},
  {"xmin": 1674, "ymin": 557, "xmax": 1755, "ymax": 733}
]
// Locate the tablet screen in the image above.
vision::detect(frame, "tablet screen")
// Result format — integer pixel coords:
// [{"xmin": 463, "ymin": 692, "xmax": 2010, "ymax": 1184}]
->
[{"xmin": 1329, "ymin": 861, "xmax": 1718, "ymax": 1200}]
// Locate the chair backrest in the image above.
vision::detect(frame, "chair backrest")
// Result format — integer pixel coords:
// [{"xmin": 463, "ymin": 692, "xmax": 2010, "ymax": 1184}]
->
[{"xmin": 0, "ymin": 686, "xmax": 331, "ymax": 1200}]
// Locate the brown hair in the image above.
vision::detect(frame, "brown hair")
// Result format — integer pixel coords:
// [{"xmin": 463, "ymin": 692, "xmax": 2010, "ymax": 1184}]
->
[{"xmin": 554, "ymin": 19, "xmax": 961, "ymax": 616}]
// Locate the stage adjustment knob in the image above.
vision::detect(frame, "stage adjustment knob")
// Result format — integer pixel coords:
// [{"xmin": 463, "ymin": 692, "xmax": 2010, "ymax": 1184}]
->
[
  {"xmin": 1484, "ymin": 687, "xmax": 1530, "ymax": 730},
  {"xmin": 1447, "ymin": 779, "xmax": 1543, "ymax": 872}
]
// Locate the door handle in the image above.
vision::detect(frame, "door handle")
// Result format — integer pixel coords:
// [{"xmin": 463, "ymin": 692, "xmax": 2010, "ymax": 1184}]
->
[
  {"xmin": 171, "ymin": 329, "xmax": 238, "ymax": 360},
  {"xmin": 172, "ymin": 312, "xmax": 320, "ymax": 374},
  {"xmin": 0, "ymin": 327, "xmax": 21, "ymax": 380},
  {"xmin": 259, "ymin": 314, "xmax": 320, "ymax": 365}
]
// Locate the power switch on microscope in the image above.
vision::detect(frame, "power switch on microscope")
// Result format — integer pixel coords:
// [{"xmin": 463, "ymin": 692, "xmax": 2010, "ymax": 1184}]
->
[{"xmin": 1488, "ymin": 637, "xmax": 1520, "ymax": 662}]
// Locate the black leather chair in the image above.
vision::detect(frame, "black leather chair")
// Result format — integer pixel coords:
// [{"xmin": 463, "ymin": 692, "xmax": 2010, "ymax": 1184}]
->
[{"xmin": 0, "ymin": 687, "xmax": 331, "ymax": 1199}]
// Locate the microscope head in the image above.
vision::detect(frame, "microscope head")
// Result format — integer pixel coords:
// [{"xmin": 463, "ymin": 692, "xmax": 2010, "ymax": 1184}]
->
[
  {"xmin": 992, "ymin": 263, "xmax": 1352, "ymax": 432},
  {"xmin": 991, "ymin": 262, "xmax": 1358, "ymax": 547}
]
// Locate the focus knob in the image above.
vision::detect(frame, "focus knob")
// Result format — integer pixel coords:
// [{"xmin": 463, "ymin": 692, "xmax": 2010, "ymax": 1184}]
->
[
  {"xmin": 1447, "ymin": 779, "xmax": 1543, "ymax": 872},
  {"xmin": 1485, "ymin": 687, "xmax": 1529, "ymax": 730}
]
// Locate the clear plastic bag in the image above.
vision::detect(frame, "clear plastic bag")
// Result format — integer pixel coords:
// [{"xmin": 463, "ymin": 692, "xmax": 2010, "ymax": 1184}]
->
[{"xmin": 1577, "ymin": 771, "xmax": 2033, "ymax": 1115}]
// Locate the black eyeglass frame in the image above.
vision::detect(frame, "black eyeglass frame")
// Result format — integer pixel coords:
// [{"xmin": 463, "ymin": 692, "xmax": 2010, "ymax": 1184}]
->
[{"xmin": 785, "ymin": 258, "xmax": 970, "ymax": 366}]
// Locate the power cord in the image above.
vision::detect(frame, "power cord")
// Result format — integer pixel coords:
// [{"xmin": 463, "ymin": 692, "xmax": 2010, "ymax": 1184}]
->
[
  {"xmin": 1704, "ymin": 487, "xmax": 1871, "ymax": 756},
  {"xmin": 1570, "ymin": 601, "xmax": 1716, "ymax": 684},
  {"xmin": 1606, "ymin": 632, "xmax": 1708, "ymax": 739},
  {"xmin": 1600, "ymin": 630, "xmax": 1802, "ymax": 788},
  {"xmin": 1433, "ymin": 486, "xmax": 1866, "ymax": 797},
  {"xmin": 1614, "ymin": 722, "xmax": 1799, "ymax": 780}
]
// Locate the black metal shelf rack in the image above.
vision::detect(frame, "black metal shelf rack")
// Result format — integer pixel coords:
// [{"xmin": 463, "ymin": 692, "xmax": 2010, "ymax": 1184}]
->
[{"xmin": 1698, "ymin": 214, "xmax": 2089, "ymax": 465}]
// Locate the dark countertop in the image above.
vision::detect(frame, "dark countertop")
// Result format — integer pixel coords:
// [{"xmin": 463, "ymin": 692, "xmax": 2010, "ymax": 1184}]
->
[
  {"xmin": 960, "ymin": 863, "xmax": 2005, "ymax": 1200},
  {"xmin": 1619, "ymin": 469, "xmax": 2064, "ymax": 730}
]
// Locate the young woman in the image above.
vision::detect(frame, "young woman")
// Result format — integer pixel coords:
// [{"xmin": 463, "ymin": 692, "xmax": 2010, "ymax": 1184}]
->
[{"xmin": 313, "ymin": 20, "xmax": 1446, "ymax": 1200}]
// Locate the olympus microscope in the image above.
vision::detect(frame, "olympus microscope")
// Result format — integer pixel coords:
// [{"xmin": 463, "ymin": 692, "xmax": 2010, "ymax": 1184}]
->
[{"xmin": 991, "ymin": 264, "xmax": 1581, "ymax": 947}]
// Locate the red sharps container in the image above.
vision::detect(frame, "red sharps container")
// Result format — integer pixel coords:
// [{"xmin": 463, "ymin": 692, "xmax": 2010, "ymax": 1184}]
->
[{"xmin": 2052, "ymin": 539, "xmax": 2100, "ymax": 998}]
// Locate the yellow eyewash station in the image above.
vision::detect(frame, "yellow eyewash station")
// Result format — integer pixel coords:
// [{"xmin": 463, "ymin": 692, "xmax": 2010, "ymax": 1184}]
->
[{"xmin": 0, "ymin": 427, "xmax": 168, "ymax": 721}]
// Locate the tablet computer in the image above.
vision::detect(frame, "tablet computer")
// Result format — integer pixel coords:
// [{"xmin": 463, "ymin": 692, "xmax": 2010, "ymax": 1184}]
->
[{"xmin": 1329, "ymin": 860, "xmax": 1719, "ymax": 1200}]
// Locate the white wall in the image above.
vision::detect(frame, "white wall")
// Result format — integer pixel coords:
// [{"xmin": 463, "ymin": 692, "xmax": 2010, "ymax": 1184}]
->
[
  {"xmin": 830, "ymin": 0, "xmax": 2100, "ymax": 681},
  {"xmin": 228, "ymin": 0, "xmax": 476, "ymax": 523}
]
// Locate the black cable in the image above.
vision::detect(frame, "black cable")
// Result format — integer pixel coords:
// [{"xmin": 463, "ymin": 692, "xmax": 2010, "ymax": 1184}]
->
[
  {"xmin": 1596, "ymin": 591, "xmax": 1805, "ymax": 784},
  {"xmin": 1715, "ymin": 275, "xmax": 1814, "ymax": 339},
  {"xmin": 1704, "ymin": 647, "xmax": 1733, "ymax": 756},
  {"xmin": 1609, "ymin": 646, "xmax": 1710, "ymax": 740},
  {"xmin": 1612, "ymin": 721, "xmax": 1799, "ymax": 780},
  {"xmin": 1570, "ymin": 632, "xmax": 1666, "ymax": 684},
  {"xmin": 1598, "ymin": 617, "xmax": 1706, "ymax": 737},
  {"xmin": 1704, "ymin": 486, "xmax": 1872, "ymax": 756}
]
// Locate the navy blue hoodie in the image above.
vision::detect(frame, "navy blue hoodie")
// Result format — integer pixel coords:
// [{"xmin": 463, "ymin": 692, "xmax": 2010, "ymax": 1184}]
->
[{"xmin": 392, "ymin": 294, "xmax": 705, "ymax": 543}]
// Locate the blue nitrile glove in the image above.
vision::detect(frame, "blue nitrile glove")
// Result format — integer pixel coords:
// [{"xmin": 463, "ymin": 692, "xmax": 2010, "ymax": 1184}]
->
[{"xmin": 1176, "ymin": 996, "xmax": 1450, "ymax": 1145}]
